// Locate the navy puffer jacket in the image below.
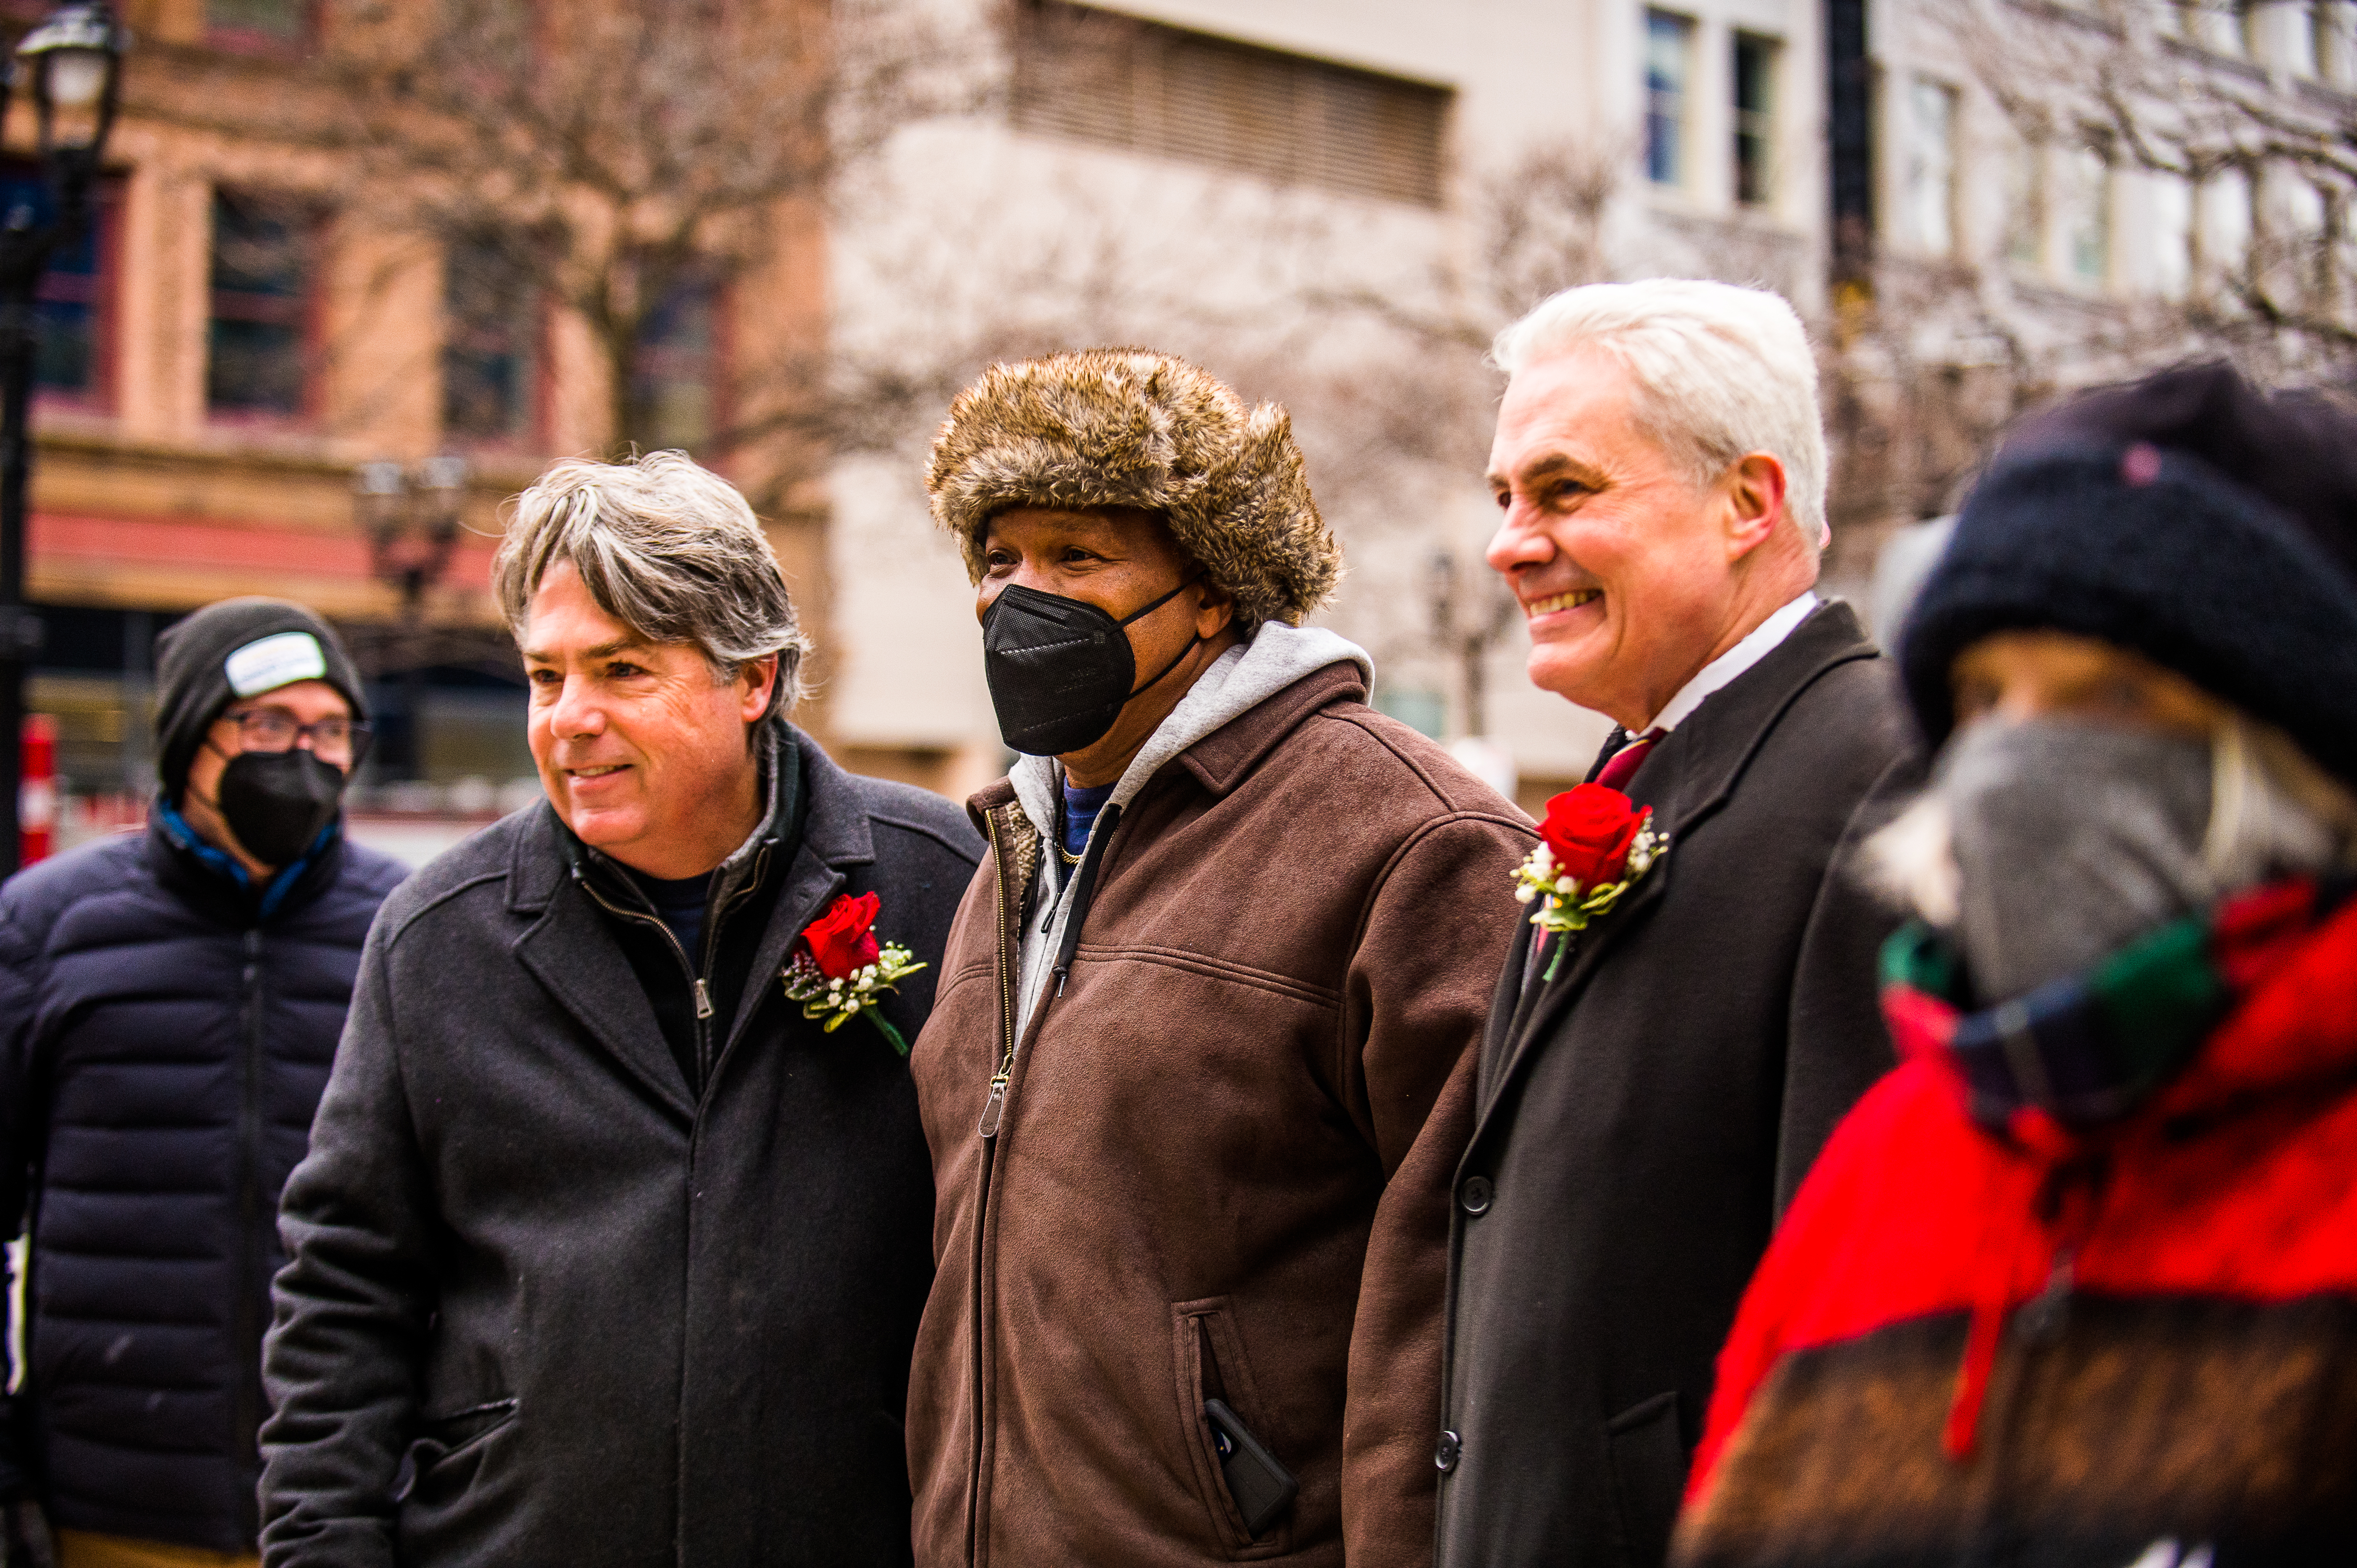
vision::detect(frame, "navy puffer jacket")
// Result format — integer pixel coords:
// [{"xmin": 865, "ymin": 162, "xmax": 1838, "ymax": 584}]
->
[{"xmin": 0, "ymin": 816, "xmax": 405, "ymax": 1552}]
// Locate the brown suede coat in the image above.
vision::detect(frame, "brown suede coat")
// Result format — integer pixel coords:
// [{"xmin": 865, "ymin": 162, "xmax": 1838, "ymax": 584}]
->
[{"xmin": 907, "ymin": 663, "xmax": 1533, "ymax": 1568}]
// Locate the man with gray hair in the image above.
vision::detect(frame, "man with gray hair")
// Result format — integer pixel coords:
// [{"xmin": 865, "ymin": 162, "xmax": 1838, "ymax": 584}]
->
[
  {"xmin": 258, "ymin": 452, "xmax": 982, "ymax": 1568},
  {"xmin": 1434, "ymin": 281, "xmax": 1912, "ymax": 1567}
]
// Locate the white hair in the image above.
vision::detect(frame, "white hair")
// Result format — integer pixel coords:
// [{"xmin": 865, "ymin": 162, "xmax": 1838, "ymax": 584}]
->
[{"xmin": 1491, "ymin": 279, "xmax": 1829, "ymax": 550}]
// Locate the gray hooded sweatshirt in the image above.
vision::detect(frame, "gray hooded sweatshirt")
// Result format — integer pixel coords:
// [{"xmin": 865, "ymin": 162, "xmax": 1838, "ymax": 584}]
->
[{"xmin": 1006, "ymin": 622, "xmax": 1373, "ymax": 1035}]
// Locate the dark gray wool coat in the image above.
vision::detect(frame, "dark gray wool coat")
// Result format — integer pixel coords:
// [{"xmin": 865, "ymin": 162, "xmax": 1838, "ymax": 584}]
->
[
  {"xmin": 258, "ymin": 732, "xmax": 982, "ymax": 1568},
  {"xmin": 1435, "ymin": 602, "xmax": 1918, "ymax": 1568}
]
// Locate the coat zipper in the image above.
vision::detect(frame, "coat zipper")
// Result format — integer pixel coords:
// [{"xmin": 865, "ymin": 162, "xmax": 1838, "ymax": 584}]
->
[
  {"xmin": 231, "ymin": 927, "xmax": 264, "ymax": 1536},
  {"xmin": 964, "ymin": 805, "xmax": 1037, "ymax": 1567},
  {"xmin": 577, "ymin": 878, "xmax": 714, "ymax": 1072},
  {"xmin": 977, "ymin": 810, "xmax": 1021, "ymax": 1141}
]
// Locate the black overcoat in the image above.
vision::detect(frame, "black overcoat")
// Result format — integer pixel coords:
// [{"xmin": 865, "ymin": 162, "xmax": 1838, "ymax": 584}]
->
[
  {"xmin": 1434, "ymin": 602, "xmax": 1917, "ymax": 1568},
  {"xmin": 258, "ymin": 734, "xmax": 982, "ymax": 1568}
]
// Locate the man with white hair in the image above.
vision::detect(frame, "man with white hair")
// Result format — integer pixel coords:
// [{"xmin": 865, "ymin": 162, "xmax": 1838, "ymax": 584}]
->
[
  {"xmin": 258, "ymin": 453, "xmax": 982, "ymax": 1567},
  {"xmin": 1434, "ymin": 280, "xmax": 1913, "ymax": 1567}
]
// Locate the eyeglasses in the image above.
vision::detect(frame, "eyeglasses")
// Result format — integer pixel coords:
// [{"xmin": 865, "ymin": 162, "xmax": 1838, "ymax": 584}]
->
[{"xmin": 223, "ymin": 707, "xmax": 373, "ymax": 766}]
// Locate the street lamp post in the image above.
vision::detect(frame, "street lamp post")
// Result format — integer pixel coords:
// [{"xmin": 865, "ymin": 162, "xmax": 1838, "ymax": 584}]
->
[
  {"xmin": 356, "ymin": 455, "xmax": 466, "ymax": 782},
  {"xmin": 1429, "ymin": 548, "xmax": 1517, "ymax": 741},
  {"xmin": 0, "ymin": 3, "xmax": 126, "ymax": 877}
]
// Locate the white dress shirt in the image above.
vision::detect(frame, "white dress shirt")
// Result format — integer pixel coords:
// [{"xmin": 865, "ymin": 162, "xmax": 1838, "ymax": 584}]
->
[{"xmin": 1645, "ymin": 589, "xmax": 1820, "ymax": 734}]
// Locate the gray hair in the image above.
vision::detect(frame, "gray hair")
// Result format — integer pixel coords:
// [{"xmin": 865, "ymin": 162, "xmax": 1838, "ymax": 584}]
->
[
  {"xmin": 1492, "ymin": 279, "xmax": 1830, "ymax": 552},
  {"xmin": 493, "ymin": 451, "xmax": 810, "ymax": 716}
]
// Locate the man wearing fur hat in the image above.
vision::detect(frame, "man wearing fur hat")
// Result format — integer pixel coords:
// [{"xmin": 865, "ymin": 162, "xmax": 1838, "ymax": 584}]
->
[
  {"xmin": 1439, "ymin": 280, "xmax": 1916, "ymax": 1568},
  {"xmin": 906, "ymin": 349, "xmax": 1533, "ymax": 1568},
  {"xmin": 1674, "ymin": 363, "xmax": 2357, "ymax": 1568}
]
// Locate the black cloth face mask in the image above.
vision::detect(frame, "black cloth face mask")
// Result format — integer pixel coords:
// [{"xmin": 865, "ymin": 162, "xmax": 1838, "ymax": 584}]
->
[
  {"xmin": 981, "ymin": 577, "xmax": 1205, "ymax": 756},
  {"xmin": 214, "ymin": 749, "xmax": 347, "ymax": 868}
]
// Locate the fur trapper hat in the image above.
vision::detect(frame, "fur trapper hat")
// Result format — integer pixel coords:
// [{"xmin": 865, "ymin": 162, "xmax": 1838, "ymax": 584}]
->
[{"xmin": 925, "ymin": 349, "xmax": 1341, "ymax": 632}]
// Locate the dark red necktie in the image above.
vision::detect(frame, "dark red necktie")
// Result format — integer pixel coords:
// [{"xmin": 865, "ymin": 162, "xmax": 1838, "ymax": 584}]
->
[{"xmin": 1593, "ymin": 727, "xmax": 1665, "ymax": 793}]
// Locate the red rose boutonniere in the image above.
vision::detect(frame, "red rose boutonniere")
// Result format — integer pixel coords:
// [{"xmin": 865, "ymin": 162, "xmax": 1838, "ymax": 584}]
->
[
  {"xmin": 782, "ymin": 891, "xmax": 928, "ymax": 1055},
  {"xmin": 1511, "ymin": 782, "xmax": 1667, "ymax": 980}
]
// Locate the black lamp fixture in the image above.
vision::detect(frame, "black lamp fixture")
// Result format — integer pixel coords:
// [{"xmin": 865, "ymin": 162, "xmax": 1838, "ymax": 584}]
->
[
  {"xmin": 358, "ymin": 455, "xmax": 468, "ymax": 613},
  {"xmin": 0, "ymin": 2, "xmax": 126, "ymax": 877},
  {"xmin": 16, "ymin": 3, "xmax": 127, "ymax": 162},
  {"xmin": 356, "ymin": 455, "xmax": 469, "ymax": 783}
]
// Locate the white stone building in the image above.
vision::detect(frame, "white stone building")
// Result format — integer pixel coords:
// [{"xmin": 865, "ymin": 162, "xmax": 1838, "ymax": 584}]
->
[
  {"xmin": 823, "ymin": 0, "xmax": 1831, "ymax": 811},
  {"xmin": 1835, "ymin": 0, "xmax": 2357, "ymax": 570}
]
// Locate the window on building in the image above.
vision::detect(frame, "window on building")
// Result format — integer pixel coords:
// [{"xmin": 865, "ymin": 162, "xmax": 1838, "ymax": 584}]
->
[
  {"xmin": 2060, "ymin": 147, "xmax": 2112, "ymax": 286},
  {"xmin": 1900, "ymin": 78, "xmax": 1958, "ymax": 255},
  {"xmin": 206, "ymin": 190, "xmax": 315, "ymax": 419},
  {"xmin": 2315, "ymin": 1, "xmax": 2347, "ymax": 81},
  {"xmin": 632, "ymin": 281, "xmax": 718, "ymax": 453},
  {"xmin": 1010, "ymin": 1, "xmax": 1450, "ymax": 208},
  {"xmin": 442, "ymin": 236, "xmax": 539, "ymax": 445},
  {"xmin": 2154, "ymin": 174, "xmax": 2195, "ymax": 299},
  {"xmin": 2206, "ymin": 168, "xmax": 2255, "ymax": 283},
  {"xmin": 2283, "ymin": 175, "xmax": 2338, "ymax": 302},
  {"xmin": 1646, "ymin": 10, "xmax": 1694, "ymax": 189},
  {"xmin": 2005, "ymin": 138, "xmax": 2045, "ymax": 270},
  {"xmin": 1732, "ymin": 33, "xmax": 1778, "ymax": 207},
  {"xmin": 0, "ymin": 164, "xmax": 118, "ymax": 405},
  {"xmin": 207, "ymin": 0, "xmax": 310, "ymax": 47}
]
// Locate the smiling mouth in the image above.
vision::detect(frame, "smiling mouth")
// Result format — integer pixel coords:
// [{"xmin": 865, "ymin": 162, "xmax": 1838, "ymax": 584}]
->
[
  {"xmin": 568, "ymin": 764, "xmax": 628, "ymax": 780},
  {"xmin": 1526, "ymin": 588, "xmax": 1601, "ymax": 616}
]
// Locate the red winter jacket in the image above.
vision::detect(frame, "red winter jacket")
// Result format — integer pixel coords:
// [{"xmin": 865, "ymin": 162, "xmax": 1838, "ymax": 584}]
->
[{"xmin": 1673, "ymin": 881, "xmax": 2357, "ymax": 1568}]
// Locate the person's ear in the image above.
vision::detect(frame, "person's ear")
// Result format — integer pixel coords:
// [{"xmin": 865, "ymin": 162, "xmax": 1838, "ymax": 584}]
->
[
  {"xmin": 1193, "ymin": 578, "xmax": 1236, "ymax": 639},
  {"xmin": 1722, "ymin": 452, "xmax": 1788, "ymax": 563},
  {"xmin": 737, "ymin": 653, "xmax": 780, "ymax": 725}
]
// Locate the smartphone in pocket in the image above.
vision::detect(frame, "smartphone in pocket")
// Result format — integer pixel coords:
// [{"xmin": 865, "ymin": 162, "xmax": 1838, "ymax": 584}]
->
[{"xmin": 1203, "ymin": 1397, "xmax": 1298, "ymax": 1537}]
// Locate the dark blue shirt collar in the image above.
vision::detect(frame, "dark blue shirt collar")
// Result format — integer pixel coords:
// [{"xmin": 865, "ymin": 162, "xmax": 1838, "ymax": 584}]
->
[{"xmin": 154, "ymin": 797, "xmax": 338, "ymax": 919}]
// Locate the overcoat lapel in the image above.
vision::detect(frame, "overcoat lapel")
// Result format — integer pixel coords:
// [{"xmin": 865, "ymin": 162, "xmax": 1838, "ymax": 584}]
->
[
  {"xmin": 715, "ymin": 741, "xmax": 877, "ymax": 1072},
  {"xmin": 1481, "ymin": 847, "xmax": 1675, "ymax": 1122},
  {"xmin": 1473, "ymin": 602, "xmax": 1882, "ymax": 1134},
  {"xmin": 510, "ymin": 820, "xmax": 698, "ymax": 1122},
  {"xmin": 1476, "ymin": 920, "xmax": 1534, "ymax": 1100}
]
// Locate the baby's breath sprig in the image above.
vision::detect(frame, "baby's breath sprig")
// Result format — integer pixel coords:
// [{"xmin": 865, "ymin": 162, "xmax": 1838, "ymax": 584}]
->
[
  {"xmin": 783, "ymin": 943, "xmax": 928, "ymax": 1056},
  {"xmin": 1509, "ymin": 822, "xmax": 1666, "ymax": 978}
]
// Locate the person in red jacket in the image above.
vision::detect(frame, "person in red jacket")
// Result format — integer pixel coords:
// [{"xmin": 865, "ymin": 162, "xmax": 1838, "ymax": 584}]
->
[{"xmin": 1673, "ymin": 363, "xmax": 2357, "ymax": 1568}]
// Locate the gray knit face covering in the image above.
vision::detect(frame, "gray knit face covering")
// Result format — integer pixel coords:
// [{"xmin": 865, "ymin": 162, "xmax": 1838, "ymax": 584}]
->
[{"xmin": 1938, "ymin": 718, "xmax": 2216, "ymax": 1003}]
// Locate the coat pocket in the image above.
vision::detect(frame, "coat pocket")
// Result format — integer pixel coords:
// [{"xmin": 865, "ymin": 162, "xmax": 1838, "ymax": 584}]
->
[
  {"xmin": 1605, "ymin": 1390, "xmax": 1689, "ymax": 1568},
  {"xmin": 392, "ymin": 1396, "xmax": 519, "ymax": 1507},
  {"xmin": 1170, "ymin": 1298, "xmax": 1292, "ymax": 1561}
]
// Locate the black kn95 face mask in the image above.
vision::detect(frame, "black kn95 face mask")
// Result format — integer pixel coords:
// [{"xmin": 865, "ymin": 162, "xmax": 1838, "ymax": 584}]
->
[{"xmin": 981, "ymin": 578, "xmax": 1204, "ymax": 757}]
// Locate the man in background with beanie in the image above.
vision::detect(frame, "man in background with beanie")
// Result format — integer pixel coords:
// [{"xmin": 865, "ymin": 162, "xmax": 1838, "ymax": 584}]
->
[
  {"xmin": 907, "ymin": 349, "xmax": 1532, "ymax": 1568},
  {"xmin": 0, "ymin": 598, "xmax": 406, "ymax": 1568},
  {"xmin": 261, "ymin": 452, "xmax": 980, "ymax": 1568},
  {"xmin": 1675, "ymin": 364, "xmax": 2357, "ymax": 1568},
  {"xmin": 1440, "ymin": 280, "xmax": 1914, "ymax": 1568}
]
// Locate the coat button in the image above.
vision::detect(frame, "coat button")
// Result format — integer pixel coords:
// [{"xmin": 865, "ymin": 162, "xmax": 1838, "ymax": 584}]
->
[
  {"xmin": 1434, "ymin": 1430, "xmax": 1461, "ymax": 1472},
  {"xmin": 1459, "ymin": 1175, "xmax": 1493, "ymax": 1215}
]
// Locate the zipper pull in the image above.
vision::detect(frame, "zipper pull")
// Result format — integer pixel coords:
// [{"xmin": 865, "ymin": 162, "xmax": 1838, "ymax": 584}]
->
[
  {"xmin": 977, "ymin": 1075, "xmax": 1008, "ymax": 1139},
  {"xmin": 693, "ymin": 978, "xmax": 714, "ymax": 1020}
]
